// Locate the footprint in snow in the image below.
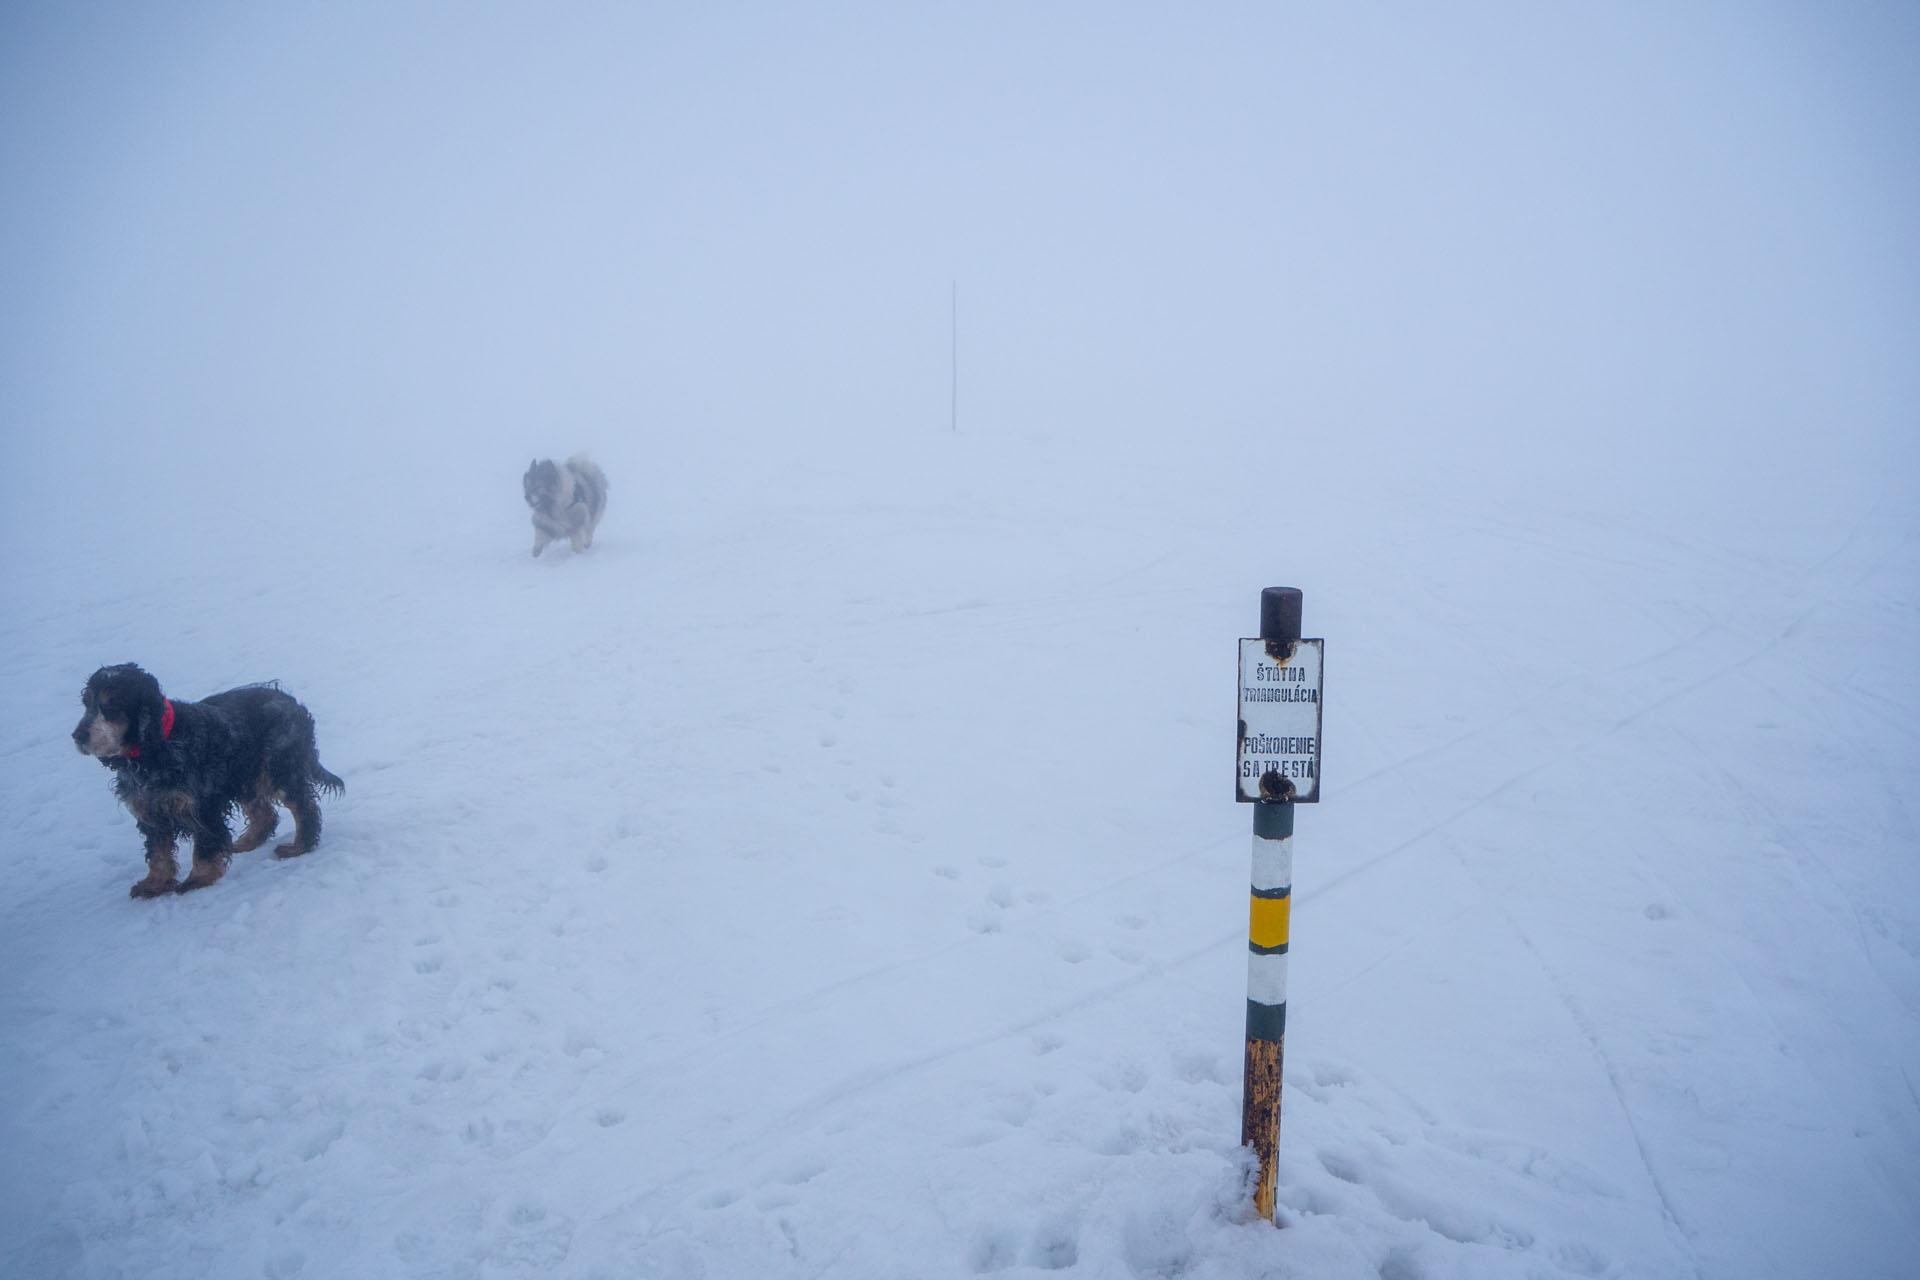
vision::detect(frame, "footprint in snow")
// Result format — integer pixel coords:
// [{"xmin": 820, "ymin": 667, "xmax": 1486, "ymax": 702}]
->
[
  {"xmin": 1026, "ymin": 1217, "xmax": 1079, "ymax": 1270},
  {"xmin": 778, "ymin": 1159, "xmax": 827, "ymax": 1185},
  {"xmin": 1172, "ymin": 1051, "xmax": 1228, "ymax": 1085},
  {"xmin": 990, "ymin": 1093, "xmax": 1036, "ymax": 1126},
  {"xmin": 967, "ymin": 1212, "xmax": 1105, "ymax": 1274},
  {"xmin": 949, "ymin": 1127, "xmax": 1004, "ymax": 1149},
  {"xmin": 967, "ymin": 1226, "xmax": 1019, "ymax": 1273}
]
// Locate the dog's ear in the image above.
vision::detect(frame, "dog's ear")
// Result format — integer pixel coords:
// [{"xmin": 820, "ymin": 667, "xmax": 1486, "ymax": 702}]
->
[{"xmin": 125, "ymin": 668, "xmax": 167, "ymax": 755}]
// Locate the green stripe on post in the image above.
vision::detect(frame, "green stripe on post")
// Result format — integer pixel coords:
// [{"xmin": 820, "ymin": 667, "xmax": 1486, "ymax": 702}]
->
[
  {"xmin": 1253, "ymin": 800, "xmax": 1294, "ymax": 840},
  {"xmin": 1245, "ymin": 999, "xmax": 1287, "ymax": 1041}
]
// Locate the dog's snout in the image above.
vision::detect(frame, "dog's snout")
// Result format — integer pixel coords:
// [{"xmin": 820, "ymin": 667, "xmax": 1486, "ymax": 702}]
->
[{"xmin": 72, "ymin": 722, "xmax": 89, "ymax": 750}]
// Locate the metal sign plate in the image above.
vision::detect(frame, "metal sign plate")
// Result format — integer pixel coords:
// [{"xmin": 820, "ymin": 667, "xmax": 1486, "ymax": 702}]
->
[{"xmin": 1237, "ymin": 637, "xmax": 1324, "ymax": 803}]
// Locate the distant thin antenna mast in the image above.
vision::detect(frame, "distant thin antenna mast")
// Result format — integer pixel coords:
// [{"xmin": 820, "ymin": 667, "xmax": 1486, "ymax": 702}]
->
[{"xmin": 950, "ymin": 280, "xmax": 958, "ymax": 433}]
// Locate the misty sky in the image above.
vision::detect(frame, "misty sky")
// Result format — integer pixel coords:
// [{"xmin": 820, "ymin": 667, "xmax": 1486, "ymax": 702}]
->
[{"xmin": 3, "ymin": 3, "xmax": 1916, "ymax": 526}]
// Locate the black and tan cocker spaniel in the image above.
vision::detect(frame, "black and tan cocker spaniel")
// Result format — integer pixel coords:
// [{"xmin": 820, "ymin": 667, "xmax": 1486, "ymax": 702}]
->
[{"xmin": 73, "ymin": 663, "xmax": 345, "ymax": 897}]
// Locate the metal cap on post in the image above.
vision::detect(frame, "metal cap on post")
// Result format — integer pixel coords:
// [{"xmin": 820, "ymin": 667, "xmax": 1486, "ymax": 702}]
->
[{"xmin": 1260, "ymin": 587, "xmax": 1302, "ymax": 648}]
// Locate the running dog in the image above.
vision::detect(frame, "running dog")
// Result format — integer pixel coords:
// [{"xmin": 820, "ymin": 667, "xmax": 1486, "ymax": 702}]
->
[
  {"xmin": 72, "ymin": 664, "xmax": 344, "ymax": 897},
  {"xmin": 523, "ymin": 454, "xmax": 609, "ymax": 556}
]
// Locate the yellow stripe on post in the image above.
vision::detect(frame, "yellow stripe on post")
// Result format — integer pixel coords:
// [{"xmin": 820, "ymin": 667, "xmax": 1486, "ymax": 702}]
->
[{"xmin": 1249, "ymin": 893, "xmax": 1290, "ymax": 951}]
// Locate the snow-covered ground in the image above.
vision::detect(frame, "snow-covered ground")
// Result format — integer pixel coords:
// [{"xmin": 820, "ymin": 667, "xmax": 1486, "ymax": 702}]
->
[{"xmin": 3, "ymin": 6, "xmax": 1917, "ymax": 1278}]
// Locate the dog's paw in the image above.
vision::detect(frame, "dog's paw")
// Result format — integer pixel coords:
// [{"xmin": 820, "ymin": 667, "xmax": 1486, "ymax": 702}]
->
[
  {"xmin": 129, "ymin": 878, "xmax": 175, "ymax": 898},
  {"xmin": 175, "ymin": 875, "xmax": 221, "ymax": 894},
  {"xmin": 272, "ymin": 841, "xmax": 310, "ymax": 860}
]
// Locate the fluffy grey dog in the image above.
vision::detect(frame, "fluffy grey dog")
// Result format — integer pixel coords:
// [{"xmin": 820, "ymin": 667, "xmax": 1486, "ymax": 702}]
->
[{"xmin": 522, "ymin": 454, "xmax": 609, "ymax": 556}]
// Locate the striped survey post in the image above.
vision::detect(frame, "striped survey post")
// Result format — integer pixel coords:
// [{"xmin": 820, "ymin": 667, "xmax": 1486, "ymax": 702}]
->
[
  {"xmin": 1242, "ymin": 797, "xmax": 1292, "ymax": 1221},
  {"xmin": 1238, "ymin": 584, "xmax": 1319, "ymax": 1226}
]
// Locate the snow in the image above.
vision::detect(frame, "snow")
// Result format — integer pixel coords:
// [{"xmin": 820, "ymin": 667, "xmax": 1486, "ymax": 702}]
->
[{"xmin": 3, "ymin": 5, "xmax": 1918, "ymax": 1279}]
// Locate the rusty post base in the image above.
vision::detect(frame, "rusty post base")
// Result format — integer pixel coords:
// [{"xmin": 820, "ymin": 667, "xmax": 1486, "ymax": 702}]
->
[{"xmin": 1242, "ymin": 1034, "xmax": 1285, "ymax": 1223}]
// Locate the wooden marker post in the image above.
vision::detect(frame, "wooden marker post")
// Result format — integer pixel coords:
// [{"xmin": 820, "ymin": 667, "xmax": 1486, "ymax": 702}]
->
[{"xmin": 1236, "ymin": 586, "xmax": 1324, "ymax": 1224}]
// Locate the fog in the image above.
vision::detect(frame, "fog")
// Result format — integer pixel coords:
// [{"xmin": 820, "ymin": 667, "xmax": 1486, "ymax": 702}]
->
[
  {"xmin": 4, "ymin": 8, "xmax": 1919, "ymax": 1276},
  {"xmin": 5, "ymin": 3, "xmax": 1915, "ymax": 531}
]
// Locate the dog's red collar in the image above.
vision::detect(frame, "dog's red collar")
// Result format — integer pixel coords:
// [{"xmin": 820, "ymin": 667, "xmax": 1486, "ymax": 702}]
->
[{"xmin": 123, "ymin": 700, "xmax": 175, "ymax": 758}]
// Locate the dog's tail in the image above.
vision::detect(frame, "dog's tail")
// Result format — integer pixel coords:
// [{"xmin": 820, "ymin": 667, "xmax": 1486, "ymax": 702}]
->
[
  {"xmin": 313, "ymin": 763, "xmax": 346, "ymax": 794},
  {"xmin": 567, "ymin": 452, "xmax": 608, "ymax": 490}
]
